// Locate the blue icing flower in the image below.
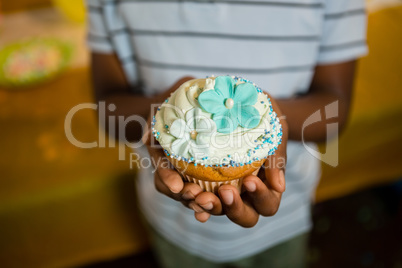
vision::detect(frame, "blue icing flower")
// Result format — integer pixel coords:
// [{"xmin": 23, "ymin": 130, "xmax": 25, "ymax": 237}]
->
[{"xmin": 198, "ymin": 76, "xmax": 260, "ymax": 133}]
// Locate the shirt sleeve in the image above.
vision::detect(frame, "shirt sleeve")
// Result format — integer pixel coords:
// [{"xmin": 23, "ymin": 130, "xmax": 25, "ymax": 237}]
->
[
  {"xmin": 85, "ymin": 0, "xmax": 114, "ymax": 53},
  {"xmin": 318, "ymin": 0, "xmax": 368, "ymax": 64}
]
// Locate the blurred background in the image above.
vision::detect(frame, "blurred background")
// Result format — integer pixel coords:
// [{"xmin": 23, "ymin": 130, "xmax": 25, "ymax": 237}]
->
[{"xmin": 0, "ymin": 0, "xmax": 401, "ymax": 267}]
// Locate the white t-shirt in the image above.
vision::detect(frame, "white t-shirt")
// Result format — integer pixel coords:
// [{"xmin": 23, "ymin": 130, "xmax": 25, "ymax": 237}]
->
[{"xmin": 86, "ymin": 0, "xmax": 367, "ymax": 262}]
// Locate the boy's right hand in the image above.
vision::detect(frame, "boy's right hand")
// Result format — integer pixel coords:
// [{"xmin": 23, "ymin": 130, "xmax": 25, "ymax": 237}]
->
[
  {"xmin": 143, "ymin": 76, "xmax": 212, "ymax": 221},
  {"xmin": 144, "ymin": 128, "xmax": 212, "ymax": 221}
]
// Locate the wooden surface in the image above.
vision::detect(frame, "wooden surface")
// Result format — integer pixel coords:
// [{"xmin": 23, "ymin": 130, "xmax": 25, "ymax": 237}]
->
[
  {"xmin": 0, "ymin": 67, "xmax": 150, "ymax": 268},
  {"xmin": 1, "ymin": 0, "xmax": 52, "ymax": 14}
]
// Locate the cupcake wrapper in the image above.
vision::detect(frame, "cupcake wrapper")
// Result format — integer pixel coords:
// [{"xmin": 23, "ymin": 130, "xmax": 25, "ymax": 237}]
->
[{"xmin": 180, "ymin": 167, "xmax": 261, "ymax": 194}]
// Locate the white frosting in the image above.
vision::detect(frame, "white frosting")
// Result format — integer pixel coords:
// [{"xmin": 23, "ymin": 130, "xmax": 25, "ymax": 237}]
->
[{"xmin": 152, "ymin": 77, "xmax": 282, "ymax": 166}]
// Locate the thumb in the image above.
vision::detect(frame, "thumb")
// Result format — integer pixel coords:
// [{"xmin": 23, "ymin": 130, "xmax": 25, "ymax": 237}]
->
[{"xmin": 262, "ymin": 156, "xmax": 286, "ymax": 193}]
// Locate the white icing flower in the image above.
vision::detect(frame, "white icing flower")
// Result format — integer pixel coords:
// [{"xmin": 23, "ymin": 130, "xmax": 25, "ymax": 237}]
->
[
  {"xmin": 204, "ymin": 78, "xmax": 215, "ymax": 91},
  {"xmin": 186, "ymin": 78, "xmax": 215, "ymax": 108},
  {"xmin": 169, "ymin": 108, "xmax": 216, "ymax": 160}
]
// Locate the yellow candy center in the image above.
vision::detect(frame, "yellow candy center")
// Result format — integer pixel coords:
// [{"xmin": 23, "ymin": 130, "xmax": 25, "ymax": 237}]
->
[{"xmin": 190, "ymin": 130, "xmax": 198, "ymax": 140}]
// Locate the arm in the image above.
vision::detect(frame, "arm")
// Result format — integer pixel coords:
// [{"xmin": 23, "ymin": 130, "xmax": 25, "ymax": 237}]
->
[
  {"xmin": 278, "ymin": 60, "xmax": 356, "ymax": 142},
  {"xmin": 91, "ymin": 52, "xmax": 188, "ymax": 142},
  {"xmin": 91, "ymin": 52, "xmax": 206, "ymax": 211}
]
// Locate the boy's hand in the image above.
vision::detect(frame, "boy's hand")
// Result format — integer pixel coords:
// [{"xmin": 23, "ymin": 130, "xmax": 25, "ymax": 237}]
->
[
  {"xmin": 145, "ymin": 132, "xmax": 211, "ymax": 221},
  {"xmin": 194, "ymin": 134, "xmax": 287, "ymax": 227},
  {"xmin": 194, "ymin": 95, "xmax": 288, "ymax": 227},
  {"xmin": 144, "ymin": 76, "xmax": 212, "ymax": 221}
]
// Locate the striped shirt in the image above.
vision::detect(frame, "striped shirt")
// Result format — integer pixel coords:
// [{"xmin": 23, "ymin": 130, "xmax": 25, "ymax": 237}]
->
[{"xmin": 86, "ymin": 0, "xmax": 367, "ymax": 262}]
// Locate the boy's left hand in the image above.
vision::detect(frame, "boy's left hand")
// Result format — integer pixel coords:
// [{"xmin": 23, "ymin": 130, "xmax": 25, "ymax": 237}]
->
[{"xmin": 194, "ymin": 95, "xmax": 288, "ymax": 227}]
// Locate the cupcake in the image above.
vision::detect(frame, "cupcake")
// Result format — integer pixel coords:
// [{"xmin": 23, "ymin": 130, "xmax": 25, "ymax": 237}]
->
[{"xmin": 151, "ymin": 75, "xmax": 282, "ymax": 193}]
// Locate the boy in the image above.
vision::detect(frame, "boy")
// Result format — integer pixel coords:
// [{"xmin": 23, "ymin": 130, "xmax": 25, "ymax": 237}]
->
[{"xmin": 87, "ymin": 0, "xmax": 367, "ymax": 266}]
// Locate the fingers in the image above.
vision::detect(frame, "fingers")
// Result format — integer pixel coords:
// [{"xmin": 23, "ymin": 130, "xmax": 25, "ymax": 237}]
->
[
  {"xmin": 153, "ymin": 162, "xmax": 184, "ymax": 198},
  {"xmin": 240, "ymin": 99, "xmax": 286, "ymax": 217},
  {"xmin": 148, "ymin": 131, "xmax": 210, "ymax": 219},
  {"xmin": 194, "ymin": 191, "xmax": 223, "ymax": 215},
  {"xmin": 262, "ymin": 94, "xmax": 288, "ymax": 193},
  {"xmin": 147, "ymin": 131, "xmax": 184, "ymax": 196},
  {"xmin": 243, "ymin": 175, "xmax": 282, "ymax": 217},
  {"xmin": 155, "ymin": 171, "xmax": 204, "ymax": 201},
  {"xmin": 155, "ymin": 168, "xmax": 212, "ymax": 222},
  {"xmin": 157, "ymin": 166, "xmax": 184, "ymax": 194},
  {"xmin": 262, "ymin": 155, "xmax": 286, "ymax": 193},
  {"xmin": 218, "ymin": 185, "xmax": 259, "ymax": 228},
  {"xmin": 240, "ymin": 153, "xmax": 286, "ymax": 218},
  {"xmin": 189, "ymin": 201, "xmax": 212, "ymax": 223},
  {"xmin": 194, "ymin": 211, "xmax": 211, "ymax": 223},
  {"xmin": 154, "ymin": 171, "xmax": 181, "ymax": 200},
  {"xmin": 260, "ymin": 117, "xmax": 287, "ymax": 193},
  {"xmin": 181, "ymin": 183, "xmax": 205, "ymax": 201}
]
